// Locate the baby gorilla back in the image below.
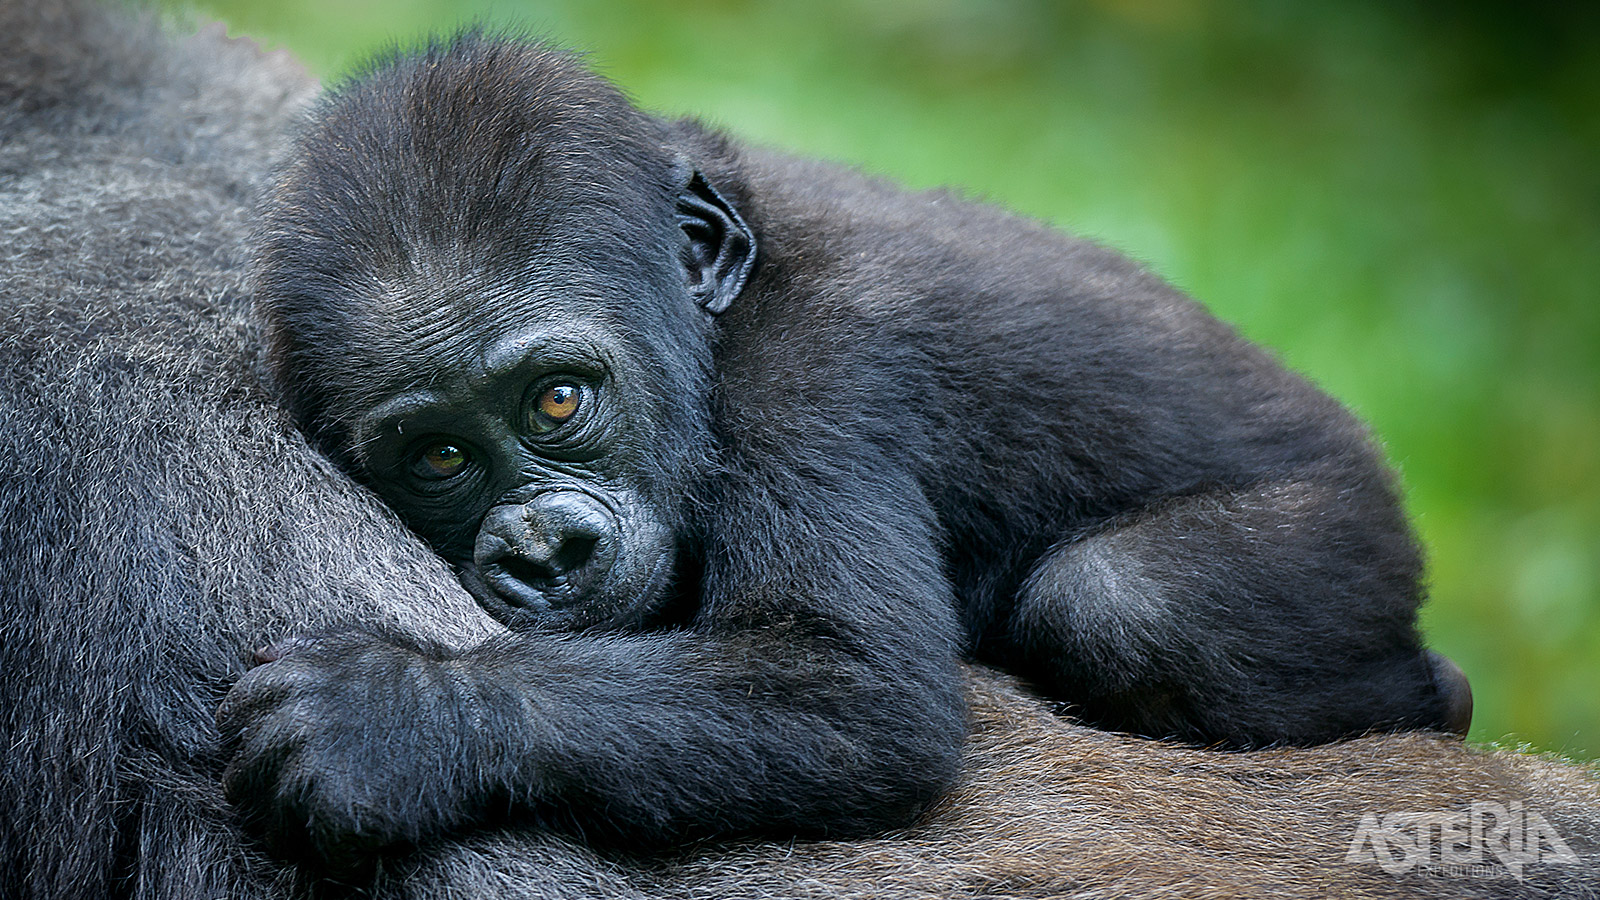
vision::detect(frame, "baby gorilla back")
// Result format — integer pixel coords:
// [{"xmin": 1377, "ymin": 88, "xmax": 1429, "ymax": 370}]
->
[{"xmin": 704, "ymin": 146, "xmax": 1471, "ymax": 745}]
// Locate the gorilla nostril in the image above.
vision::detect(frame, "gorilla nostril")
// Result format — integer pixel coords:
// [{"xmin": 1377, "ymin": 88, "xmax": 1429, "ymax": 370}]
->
[
  {"xmin": 549, "ymin": 534, "xmax": 597, "ymax": 575},
  {"xmin": 501, "ymin": 535, "xmax": 595, "ymax": 584},
  {"xmin": 476, "ymin": 492, "xmax": 620, "ymax": 606}
]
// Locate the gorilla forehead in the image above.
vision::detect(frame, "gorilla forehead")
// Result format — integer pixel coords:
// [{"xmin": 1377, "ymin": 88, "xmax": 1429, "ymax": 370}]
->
[
  {"xmin": 311, "ymin": 268, "xmax": 672, "ymax": 424},
  {"xmin": 258, "ymin": 33, "xmax": 712, "ymax": 440},
  {"xmin": 348, "ymin": 323, "xmax": 612, "ymax": 445}
]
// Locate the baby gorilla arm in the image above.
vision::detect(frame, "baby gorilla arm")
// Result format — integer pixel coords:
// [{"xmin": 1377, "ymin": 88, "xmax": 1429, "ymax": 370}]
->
[
  {"xmin": 218, "ymin": 627, "xmax": 959, "ymax": 868},
  {"xmin": 217, "ymin": 470, "xmax": 966, "ymax": 870}
]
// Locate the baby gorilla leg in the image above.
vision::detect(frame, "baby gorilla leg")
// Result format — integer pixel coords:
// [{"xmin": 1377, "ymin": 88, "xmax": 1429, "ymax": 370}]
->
[{"xmin": 993, "ymin": 478, "xmax": 1469, "ymax": 746}]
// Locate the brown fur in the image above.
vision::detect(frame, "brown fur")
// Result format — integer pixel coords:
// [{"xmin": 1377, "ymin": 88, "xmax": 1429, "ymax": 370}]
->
[{"xmin": 380, "ymin": 669, "xmax": 1599, "ymax": 899}]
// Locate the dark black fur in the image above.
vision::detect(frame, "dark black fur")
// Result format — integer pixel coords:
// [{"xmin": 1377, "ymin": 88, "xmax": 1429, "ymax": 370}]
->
[{"xmin": 225, "ymin": 33, "xmax": 1472, "ymax": 870}]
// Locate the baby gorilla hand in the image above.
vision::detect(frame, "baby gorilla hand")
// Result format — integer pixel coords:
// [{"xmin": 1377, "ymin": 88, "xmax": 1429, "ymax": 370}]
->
[{"xmin": 217, "ymin": 628, "xmax": 479, "ymax": 872}]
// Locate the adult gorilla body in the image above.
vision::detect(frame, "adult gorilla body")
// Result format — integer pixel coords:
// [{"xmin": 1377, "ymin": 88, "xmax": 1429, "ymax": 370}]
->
[
  {"xmin": 228, "ymin": 36, "xmax": 1468, "ymax": 863},
  {"xmin": 6, "ymin": 6, "xmax": 1598, "ymax": 900}
]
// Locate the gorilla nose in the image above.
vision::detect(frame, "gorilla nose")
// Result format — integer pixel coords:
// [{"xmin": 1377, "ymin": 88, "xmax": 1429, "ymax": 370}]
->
[{"xmin": 475, "ymin": 492, "xmax": 620, "ymax": 609}]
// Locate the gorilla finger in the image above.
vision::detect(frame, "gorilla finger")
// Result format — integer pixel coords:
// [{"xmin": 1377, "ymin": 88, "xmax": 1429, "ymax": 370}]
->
[
  {"xmin": 250, "ymin": 635, "xmax": 321, "ymax": 666},
  {"xmin": 220, "ymin": 718, "xmax": 313, "ymax": 803},
  {"xmin": 215, "ymin": 665, "xmax": 324, "ymax": 746}
]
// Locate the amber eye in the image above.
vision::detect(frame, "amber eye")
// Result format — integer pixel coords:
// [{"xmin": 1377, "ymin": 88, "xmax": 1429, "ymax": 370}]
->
[
  {"xmin": 529, "ymin": 382, "xmax": 582, "ymax": 433},
  {"xmin": 418, "ymin": 443, "xmax": 469, "ymax": 478}
]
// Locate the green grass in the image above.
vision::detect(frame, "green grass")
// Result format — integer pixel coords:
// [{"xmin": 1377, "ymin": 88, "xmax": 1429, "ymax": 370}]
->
[{"xmin": 186, "ymin": 0, "xmax": 1600, "ymax": 759}]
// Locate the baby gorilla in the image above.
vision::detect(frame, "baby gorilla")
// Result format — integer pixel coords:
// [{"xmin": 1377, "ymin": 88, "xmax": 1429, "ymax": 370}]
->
[{"xmin": 222, "ymin": 33, "xmax": 1472, "ymax": 869}]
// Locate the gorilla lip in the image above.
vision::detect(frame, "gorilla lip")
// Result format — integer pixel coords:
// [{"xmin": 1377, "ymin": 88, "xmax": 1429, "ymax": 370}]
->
[
  {"xmin": 497, "ymin": 558, "xmax": 582, "ymax": 606},
  {"xmin": 474, "ymin": 561, "xmax": 575, "ymax": 612}
]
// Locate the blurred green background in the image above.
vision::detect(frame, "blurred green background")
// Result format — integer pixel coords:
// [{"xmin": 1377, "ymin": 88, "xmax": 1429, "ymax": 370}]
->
[{"xmin": 185, "ymin": 0, "xmax": 1598, "ymax": 759}]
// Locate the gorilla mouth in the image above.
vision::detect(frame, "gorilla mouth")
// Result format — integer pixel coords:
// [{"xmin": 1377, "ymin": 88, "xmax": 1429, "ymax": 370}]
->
[
  {"xmin": 457, "ymin": 542, "xmax": 677, "ymax": 630},
  {"xmin": 501, "ymin": 556, "xmax": 562, "ymax": 587},
  {"xmin": 481, "ymin": 557, "xmax": 586, "ymax": 612}
]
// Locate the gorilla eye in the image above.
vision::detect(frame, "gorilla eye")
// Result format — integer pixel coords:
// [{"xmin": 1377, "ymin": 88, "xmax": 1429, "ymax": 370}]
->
[
  {"xmin": 529, "ymin": 382, "xmax": 582, "ymax": 433},
  {"xmin": 416, "ymin": 442, "xmax": 470, "ymax": 479}
]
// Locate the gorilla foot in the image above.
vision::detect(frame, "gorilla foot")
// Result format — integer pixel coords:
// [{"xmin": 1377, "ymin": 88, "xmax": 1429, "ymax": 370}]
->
[{"xmin": 1427, "ymin": 650, "xmax": 1474, "ymax": 736}]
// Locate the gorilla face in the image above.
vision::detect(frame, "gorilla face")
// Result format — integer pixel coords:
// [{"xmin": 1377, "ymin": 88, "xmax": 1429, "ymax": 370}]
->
[
  {"xmin": 255, "ymin": 42, "xmax": 754, "ymax": 632},
  {"xmin": 273, "ymin": 163, "xmax": 753, "ymax": 628},
  {"xmin": 344, "ymin": 313, "xmax": 680, "ymax": 630}
]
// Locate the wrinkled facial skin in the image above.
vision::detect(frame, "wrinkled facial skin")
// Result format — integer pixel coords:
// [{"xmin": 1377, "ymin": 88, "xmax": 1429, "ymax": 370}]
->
[{"xmin": 346, "ymin": 316, "xmax": 680, "ymax": 631}]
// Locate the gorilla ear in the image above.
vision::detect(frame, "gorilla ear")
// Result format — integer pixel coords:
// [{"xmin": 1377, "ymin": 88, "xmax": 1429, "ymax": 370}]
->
[{"xmin": 676, "ymin": 171, "xmax": 755, "ymax": 315}]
